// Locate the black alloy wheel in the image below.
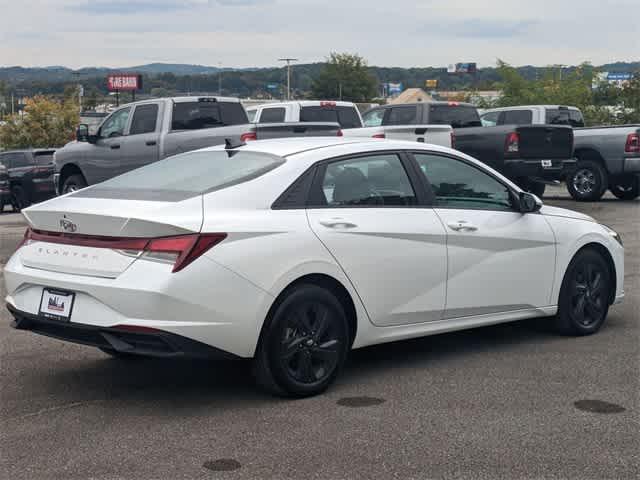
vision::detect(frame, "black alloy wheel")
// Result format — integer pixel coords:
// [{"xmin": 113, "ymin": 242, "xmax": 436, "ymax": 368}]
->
[
  {"xmin": 555, "ymin": 249, "xmax": 612, "ymax": 335},
  {"xmin": 253, "ymin": 284, "xmax": 349, "ymax": 397}
]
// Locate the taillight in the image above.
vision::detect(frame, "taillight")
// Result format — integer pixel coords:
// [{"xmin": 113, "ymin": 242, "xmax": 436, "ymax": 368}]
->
[
  {"xmin": 336, "ymin": 129, "xmax": 344, "ymax": 137},
  {"xmin": 240, "ymin": 132, "xmax": 257, "ymax": 142},
  {"xmin": 450, "ymin": 131, "xmax": 455, "ymax": 149},
  {"xmin": 625, "ymin": 133, "xmax": 639, "ymax": 153},
  {"xmin": 505, "ymin": 132, "xmax": 520, "ymax": 153},
  {"xmin": 372, "ymin": 133, "xmax": 385, "ymax": 139},
  {"xmin": 18, "ymin": 228, "xmax": 227, "ymax": 273}
]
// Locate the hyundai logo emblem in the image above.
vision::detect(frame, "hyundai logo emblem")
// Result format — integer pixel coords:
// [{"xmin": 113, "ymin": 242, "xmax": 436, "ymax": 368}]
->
[{"xmin": 60, "ymin": 218, "xmax": 77, "ymax": 233}]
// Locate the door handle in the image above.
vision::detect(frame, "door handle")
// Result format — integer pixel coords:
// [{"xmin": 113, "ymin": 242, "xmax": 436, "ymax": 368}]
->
[
  {"xmin": 319, "ymin": 220, "xmax": 358, "ymax": 229},
  {"xmin": 110, "ymin": 144, "xmax": 120, "ymax": 150},
  {"xmin": 145, "ymin": 140, "xmax": 157, "ymax": 146},
  {"xmin": 447, "ymin": 220, "xmax": 478, "ymax": 232}
]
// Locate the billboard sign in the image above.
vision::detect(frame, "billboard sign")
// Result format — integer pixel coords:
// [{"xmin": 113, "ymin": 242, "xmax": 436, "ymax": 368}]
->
[
  {"xmin": 425, "ymin": 79, "xmax": 438, "ymax": 88},
  {"xmin": 385, "ymin": 82, "xmax": 403, "ymax": 95},
  {"xmin": 448, "ymin": 63, "xmax": 477, "ymax": 74},
  {"xmin": 593, "ymin": 72, "xmax": 634, "ymax": 89},
  {"xmin": 107, "ymin": 74, "xmax": 142, "ymax": 91},
  {"xmin": 266, "ymin": 83, "xmax": 279, "ymax": 90}
]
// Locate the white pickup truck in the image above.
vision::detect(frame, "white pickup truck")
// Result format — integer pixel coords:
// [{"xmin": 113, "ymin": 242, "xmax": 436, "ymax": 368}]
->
[
  {"xmin": 480, "ymin": 105, "xmax": 640, "ymax": 201},
  {"xmin": 247, "ymin": 100, "xmax": 453, "ymax": 147}
]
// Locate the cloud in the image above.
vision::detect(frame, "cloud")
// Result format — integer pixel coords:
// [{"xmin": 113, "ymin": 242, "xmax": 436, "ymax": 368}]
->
[{"xmin": 0, "ymin": 0, "xmax": 637, "ymax": 69}]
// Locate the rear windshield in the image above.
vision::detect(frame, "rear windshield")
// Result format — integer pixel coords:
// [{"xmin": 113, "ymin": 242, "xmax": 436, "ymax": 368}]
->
[
  {"xmin": 33, "ymin": 151, "xmax": 55, "ymax": 165},
  {"xmin": 545, "ymin": 108, "xmax": 585, "ymax": 127},
  {"xmin": 429, "ymin": 105, "xmax": 481, "ymax": 128},
  {"xmin": 171, "ymin": 101, "xmax": 248, "ymax": 130},
  {"xmin": 73, "ymin": 150, "xmax": 285, "ymax": 201},
  {"xmin": 299, "ymin": 106, "xmax": 362, "ymax": 129}
]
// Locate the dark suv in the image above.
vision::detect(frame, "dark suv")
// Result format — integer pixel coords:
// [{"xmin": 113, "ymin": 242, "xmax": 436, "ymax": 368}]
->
[{"xmin": 0, "ymin": 149, "xmax": 57, "ymax": 212}]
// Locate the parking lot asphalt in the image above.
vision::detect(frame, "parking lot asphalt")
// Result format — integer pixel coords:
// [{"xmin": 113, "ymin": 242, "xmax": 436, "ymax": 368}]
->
[{"xmin": 0, "ymin": 188, "xmax": 638, "ymax": 480}]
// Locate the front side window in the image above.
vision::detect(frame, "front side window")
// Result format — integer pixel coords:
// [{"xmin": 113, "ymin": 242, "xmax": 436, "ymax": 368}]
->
[
  {"xmin": 100, "ymin": 107, "xmax": 131, "ymax": 138},
  {"xmin": 502, "ymin": 110, "xmax": 533, "ymax": 125},
  {"xmin": 362, "ymin": 109, "xmax": 385, "ymax": 127},
  {"xmin": 129, "ymin": 104, "xmax": 159, "ymax": 135},
  {"xmin": 318, "ymin": 154, "xmax": 416, "ymax": 207},
  {"xmin": 414, "ymin": 153, "xmax": 512, "ymax": 210},
  {"xmin": 480, "ymin": 111, "xmax": 500, "ymax": 127},
  {"xmin": 260, "ymin": 108, "xmax": 286, "ymax": 123}
]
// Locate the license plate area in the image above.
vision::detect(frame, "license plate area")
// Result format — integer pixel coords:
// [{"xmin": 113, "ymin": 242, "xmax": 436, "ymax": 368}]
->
[
  {"xmin": 541, "ymin": 160, "xmax": 553, "ymax": 168},
  {"xmin": 39, "ymin": 288, "xmax": 75, "ymax": 321}
]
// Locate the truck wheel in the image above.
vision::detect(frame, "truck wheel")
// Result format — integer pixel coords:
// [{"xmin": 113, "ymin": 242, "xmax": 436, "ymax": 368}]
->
[
  {"xmin": 10, "ymin": 185, "xmax": 29, "ymax": 212},
  {"xmin": 516, "ymin": 178, "xmax": 546, "ymax": 198},
  {"xmin": 61, "ymin": 174, "xmax": 87, "ymax": 194},
  {"xmin": 609, "ymin": 177, "xmax": 639, "ymax": 200},
  {"xmin": 566, "ymin": 160, "xmax": 607, "ymax": 201}
]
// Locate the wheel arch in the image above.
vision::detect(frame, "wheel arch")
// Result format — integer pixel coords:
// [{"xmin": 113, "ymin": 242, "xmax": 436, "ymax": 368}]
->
[
  {"xmin": 567, "ymin": 242, "xmax": 617, "ymax": 306},
  {"xmin": 260, "ymin": 273, "xmax": 359, "ymax": 350},
  {"xmin": 574, "ymin": 148, "xmax": 607, "ymax": 170},
  {"xmin": 58, "ymin": 163, "xmax": 85, "ymax": 191}
]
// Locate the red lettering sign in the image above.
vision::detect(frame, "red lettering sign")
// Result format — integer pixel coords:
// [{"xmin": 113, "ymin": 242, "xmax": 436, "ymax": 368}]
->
[{"xmin": 107, "ymin": 74, "xmax": 142, "ymax": 91}]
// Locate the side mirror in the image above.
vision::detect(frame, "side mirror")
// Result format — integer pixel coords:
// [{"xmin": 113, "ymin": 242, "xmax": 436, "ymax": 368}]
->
[
  {"xmin": 519, "ymin": 191, "xmax": 542, "ymax": 213},
  {"xmin": 76, "ymin": 124, "xmax": 89, "ymax": 142}
]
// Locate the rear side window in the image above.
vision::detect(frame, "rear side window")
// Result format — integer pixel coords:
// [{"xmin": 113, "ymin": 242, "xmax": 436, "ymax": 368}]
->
[
  {"xmin": 219, "ymin": 102, "xmax": 249, "ymax": 125},
  {"xmin": 501, "ymin": 110, "xmax": 533, "ymax": 125},
  {"xmin": 546, "ymin": 108, "xmax": 585, "ymax": 127},
  {"xmin": 172, "ymin": 102, "xmax": 222, "ymax": 130},
  {"xmin": 316, "ymin": 154, "xmax": 416, "ymax": 207},
  {"xmin": 130, "ymin": 104, "xmax": 159, "ymax": 135},
  {"xmin": 387, "ymin": 106, "xmax": 418, "ymax": 125},
  {"xmin": 260, "ymin": 108, "xmax": 286, "ymax": 123},
  {"xmin": 74, "ymin": 150, "xmax": 285, "ymax": 201},
  {"xmin": 363, "ymin": 109, "xmax": 385, "ymax": 127},
  {"xmin": 429, "ymin": 106, "xmax": 481, "ymax": 128}
]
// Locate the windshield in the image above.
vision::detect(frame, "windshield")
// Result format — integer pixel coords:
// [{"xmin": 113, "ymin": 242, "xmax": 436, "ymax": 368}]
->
[
  {"xmin": 73, "ymin": 150, "xmax": 285, "ymax": 201},
  {"xmin": 545, "ymin": 108, "xmax": 585, "ymax": 127},
  {"xmin": 300, "ymin": 106, "xmax": 363, "ymax": 129}
]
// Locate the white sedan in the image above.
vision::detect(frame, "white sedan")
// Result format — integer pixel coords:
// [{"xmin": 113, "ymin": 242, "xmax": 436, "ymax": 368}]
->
[{"xmin": 4, "ymin": 138, "xmax": 624, "ymax": 397}]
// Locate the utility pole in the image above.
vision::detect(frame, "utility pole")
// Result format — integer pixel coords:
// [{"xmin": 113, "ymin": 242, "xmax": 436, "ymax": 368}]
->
[
  {"xmin": 278, "ymin": 58, "xmax": 298, "ymax": 100},
  {"xmin": 218, "ymin": 62, "xmax": 222, "ymax": 96}
]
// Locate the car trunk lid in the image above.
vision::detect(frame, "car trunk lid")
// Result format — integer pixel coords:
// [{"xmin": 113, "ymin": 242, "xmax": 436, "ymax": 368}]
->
[{"xmin": 19, "ymin": 194, "xmax": 202, "ymax": 278}]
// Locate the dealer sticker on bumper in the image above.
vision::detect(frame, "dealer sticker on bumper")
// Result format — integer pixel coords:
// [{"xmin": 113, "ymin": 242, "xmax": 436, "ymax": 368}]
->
[
  {"xmin": 541, "ymin": 160, "xmax": 553, "ymax": 168},
  {"xmin": 39, "ymin": 288, "xmax": 75, "ymax": 321}
]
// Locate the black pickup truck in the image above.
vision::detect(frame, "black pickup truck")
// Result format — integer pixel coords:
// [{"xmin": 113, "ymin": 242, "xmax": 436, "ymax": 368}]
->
[{"xmin": 362, "ymin": 101, "xmax": 575, "ymax": 197}]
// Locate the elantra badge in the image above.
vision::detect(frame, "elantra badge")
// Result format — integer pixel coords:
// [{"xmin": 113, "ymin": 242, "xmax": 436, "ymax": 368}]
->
[{"xmin": 60, "ymin": 218, "xmax": 77, "ymax": 233}]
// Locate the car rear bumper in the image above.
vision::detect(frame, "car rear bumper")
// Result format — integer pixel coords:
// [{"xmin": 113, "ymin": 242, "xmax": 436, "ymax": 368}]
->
[
  {"xmin": 623, "ymin": 156, "xmax": 640, "ymax": 173},
  {"xmin": 8, "ymin": 304, "xmax": 239, "ymax": 359},
  {"xmin": 503, "ymin": 158, "xmax": 577, "ymax": 181}
]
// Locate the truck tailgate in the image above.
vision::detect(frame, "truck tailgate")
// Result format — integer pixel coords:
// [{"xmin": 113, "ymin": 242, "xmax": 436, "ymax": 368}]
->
[{"xmin": 516, "ymin": 125, "xmax": 574, "ymax": 159}]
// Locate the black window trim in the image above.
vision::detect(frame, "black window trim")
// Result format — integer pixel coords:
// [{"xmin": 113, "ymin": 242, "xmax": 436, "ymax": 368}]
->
[{"xmin": 406, "ymin": 150, "xmax": 522, "ymax": 213}]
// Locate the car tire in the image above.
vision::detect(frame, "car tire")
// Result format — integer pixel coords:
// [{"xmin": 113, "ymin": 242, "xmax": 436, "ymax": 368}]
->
[
  {"xmin": 554, "ymin": 249, "xmax": 612, "ymax": 336},
  {"xmin": 566, "ymin": 160, "xmax": 607, "ymax": 201},
  {"xmin": 253, "ymin": 284, "xmax": 350, "ymax": 398},
  {"xmin": 609, "ymin": 177, "xmax": 639, "ymax": 200},
  {"xmin": 61, "ymin": 174, "xmax": 87, "ymax": 194},
  {"xmin": 516, "ymin": 178, "xmax": 546, "ymax": 197},
  {"xmin": 10, "ymin": 185, "xmax": 29, "ymax": 212}
]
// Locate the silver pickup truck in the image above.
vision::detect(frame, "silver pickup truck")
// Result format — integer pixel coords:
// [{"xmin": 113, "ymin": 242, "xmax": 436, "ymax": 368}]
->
[
  {"xmin": 54, "ymin": 96, "xmax": 340, "ymax": 194},
  {"xmin": 480, "ymin": 105, "xmax": 640, "ymax": 201}
]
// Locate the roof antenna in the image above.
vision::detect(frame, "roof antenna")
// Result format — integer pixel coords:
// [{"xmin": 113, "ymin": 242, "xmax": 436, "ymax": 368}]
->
[{"xmin": 225, "ymin": 138, "xmax": 246, "ymax": 150}]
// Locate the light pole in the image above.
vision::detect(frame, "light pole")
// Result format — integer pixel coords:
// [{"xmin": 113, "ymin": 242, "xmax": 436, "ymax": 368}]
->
[
  {"xmin": 278, "ymin": 58, "xmax": 298, "ymax": 100},
  {"xmin": 218, "ymin": 62, "xmax": 222, "ymax": 96}
]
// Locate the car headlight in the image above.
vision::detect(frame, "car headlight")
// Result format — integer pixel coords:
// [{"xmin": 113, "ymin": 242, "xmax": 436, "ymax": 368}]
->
[{"xmin": 602, "ymin": 225, "xmax": 623, "ymax": 247}]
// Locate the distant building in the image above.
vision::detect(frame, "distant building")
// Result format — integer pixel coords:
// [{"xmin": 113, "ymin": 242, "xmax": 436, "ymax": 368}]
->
[{"xmin": 388, "ymin": 88, "xmax": 433, "ymax": 104}]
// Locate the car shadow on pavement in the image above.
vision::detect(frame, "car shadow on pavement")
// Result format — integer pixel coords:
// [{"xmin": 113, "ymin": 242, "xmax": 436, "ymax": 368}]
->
[{"xmin": 22, "ymin": 318, "xmax": 562, "ymax": 410}]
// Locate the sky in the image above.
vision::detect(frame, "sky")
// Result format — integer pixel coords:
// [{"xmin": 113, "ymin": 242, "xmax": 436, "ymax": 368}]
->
[{"xmin": 0, "ymin": 0, "xmax": 637, "ymax": 69}]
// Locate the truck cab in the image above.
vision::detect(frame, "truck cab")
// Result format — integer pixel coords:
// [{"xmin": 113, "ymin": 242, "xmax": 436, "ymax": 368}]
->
[{"xmin": 247, "ymin": 101, "xmax": 364, "ymax": 129}]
